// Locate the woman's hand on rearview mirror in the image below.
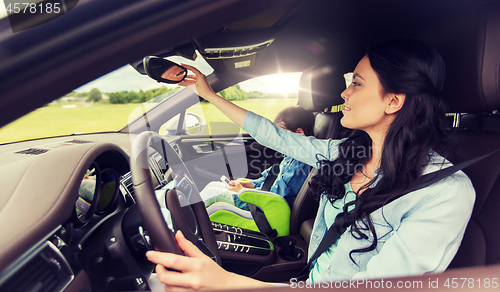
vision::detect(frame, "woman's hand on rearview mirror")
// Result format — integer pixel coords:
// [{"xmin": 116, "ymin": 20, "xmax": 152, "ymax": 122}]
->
[
  {"xmin": 179, "ymin": 64, "xmax": 218, "ymax": 100},
  {"xmin": 178, "ymin": 64, "xmax": 248, "ymax": 127}
]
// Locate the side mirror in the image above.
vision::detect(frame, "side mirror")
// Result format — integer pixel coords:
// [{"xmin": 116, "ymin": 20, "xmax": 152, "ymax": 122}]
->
[
  {"xmin": 184, "ymin": 113, "xmax": 205, "ymax": 135},
  {"xmin": 164, "ymin": 112, "xmax": 206, "ymax": 136},
  {"xmin": 143, "ymin": 56, "xmax": 187, "ymax": 84}
]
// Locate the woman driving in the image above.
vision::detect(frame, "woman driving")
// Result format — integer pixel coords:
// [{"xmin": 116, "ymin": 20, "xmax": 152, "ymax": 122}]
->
[{"xmin": 146, "ymin": 39, "xmax": 475, "ymax": 290}]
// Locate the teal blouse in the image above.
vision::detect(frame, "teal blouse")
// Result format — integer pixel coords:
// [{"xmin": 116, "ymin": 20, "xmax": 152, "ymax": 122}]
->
[{"xmin": 309, "ymin": 183, "xmax": 356, "ymax": 282}]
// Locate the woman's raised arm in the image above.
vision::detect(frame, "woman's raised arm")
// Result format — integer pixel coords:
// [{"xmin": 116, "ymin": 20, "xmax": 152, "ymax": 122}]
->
[
  {"xmin": 179, "ymin": 64, "xmax": 247, "ymax": 127},
  {"xmin": 178, "ymin": 65, "xmax": 342, "ymax": 166}
]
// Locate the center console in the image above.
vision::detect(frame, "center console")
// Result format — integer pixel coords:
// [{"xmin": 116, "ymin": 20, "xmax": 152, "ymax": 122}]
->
[
  {"xmin": 212, "ymin": 222, "xmax": 274, "ymax": 256},
  {"xmin": 211, "ymin": 222, "xmax": 308, "ymax": 282}
]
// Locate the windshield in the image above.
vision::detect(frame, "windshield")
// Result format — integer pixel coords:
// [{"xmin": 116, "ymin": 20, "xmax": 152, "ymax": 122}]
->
[
  {"xmin": 0, "ymin": 43, "xmax": 301, "ymax": 144},
  {"xmin": 160, "ymin": 72, "xmax": 302, "ymax": 137},
  {"xmin": 0, "ymin": 53, "xmax": 213, "ymax": 144}
]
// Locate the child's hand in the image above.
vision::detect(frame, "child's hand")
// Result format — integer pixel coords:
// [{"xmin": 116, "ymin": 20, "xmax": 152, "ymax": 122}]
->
[
  {"xmin": 226, "ymin": 181, "xmax": 244, "ymax": 192},
  {"xmin": 236, "ymin": 180, "xmax": 254, "ymax": 189}
]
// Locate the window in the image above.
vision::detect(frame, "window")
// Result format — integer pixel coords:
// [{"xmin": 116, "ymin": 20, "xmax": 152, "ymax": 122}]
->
[
  {"xmin": 0, "ymin": 52, "xmax": 213, "ymax": 144},
  {"xmin": 161, "ymin": 72, "xmax": 302, "ymax": 136}
]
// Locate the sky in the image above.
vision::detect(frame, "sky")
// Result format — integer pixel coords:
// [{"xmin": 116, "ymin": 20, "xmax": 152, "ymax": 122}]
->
[
  {"xmin": 0, "ymin": 3, "xmax": 5, "ymax": 19},
  {"xmin": 239, "ymin": 72, "xmax": 301, "ymax": 94}
]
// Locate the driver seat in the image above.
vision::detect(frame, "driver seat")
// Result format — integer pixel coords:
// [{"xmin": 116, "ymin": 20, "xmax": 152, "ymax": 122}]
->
[
  {"xmin": 206, "ymin": 61, "xmax": 350, "ymax": 237},
  {"xmin": 290, "ymin": 59, "xmax": 352, "ymax": 239}
]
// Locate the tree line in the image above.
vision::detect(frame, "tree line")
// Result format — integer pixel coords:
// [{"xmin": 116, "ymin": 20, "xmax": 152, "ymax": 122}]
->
[
  {"xmin": 108, "ymin": 87, "xmax": 177, "ymax": 104},
  {"xmin": 65, "ymin": 84, "xmax": 294, "ymax": 104}
]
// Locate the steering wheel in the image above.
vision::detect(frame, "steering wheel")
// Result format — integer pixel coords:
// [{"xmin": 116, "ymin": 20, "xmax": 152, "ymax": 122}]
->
[{"xmin": 130, "ymin": 131, "xmax": 220, "ymax": 263}]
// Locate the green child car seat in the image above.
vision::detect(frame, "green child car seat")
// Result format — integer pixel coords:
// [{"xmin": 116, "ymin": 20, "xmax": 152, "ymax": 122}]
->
[{"xmin": 207, "ymin": 189, "xmax": 291, "ymax": 237}]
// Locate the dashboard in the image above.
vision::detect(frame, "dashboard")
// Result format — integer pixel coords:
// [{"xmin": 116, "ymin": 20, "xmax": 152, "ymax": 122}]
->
[
  {"xmin": 0, "ymin": 133, "xmax": 178, "ymax": 292},
  {"xmin": 0, "ymin": 131, "xmax": 316, "ymax": 291}
]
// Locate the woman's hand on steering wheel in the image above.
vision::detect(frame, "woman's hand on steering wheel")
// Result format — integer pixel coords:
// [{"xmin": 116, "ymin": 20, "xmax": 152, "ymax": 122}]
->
[
  {"xmin": 146, "ymin": 231, "xmax": 270, "ymax": 291},
  {"xmin": 147, "ymin": 231, "xmax": 231, "ymax": 290}
]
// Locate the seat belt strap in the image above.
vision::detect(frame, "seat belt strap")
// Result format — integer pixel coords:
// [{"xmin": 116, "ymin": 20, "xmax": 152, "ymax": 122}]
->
[
  {"xmin": 413, "ymin": 148, "xmax": 500, "ymax": 192},
  {"xmin": 260, "ymin": 155, "xmax": 284, "ymax": 192},
  {"xmin": 247, "ymin": 155, "xmax": 283, "ymax": 236},
  {"xmin": 247, "ymin": 203, "xmax": 277, "ymax": 237}
]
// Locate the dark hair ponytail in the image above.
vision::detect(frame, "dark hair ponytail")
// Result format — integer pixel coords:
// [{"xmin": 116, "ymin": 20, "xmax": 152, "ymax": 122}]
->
[{"xmin": 308, "ymin": 39, "xmax": 449, "ymax": 263}]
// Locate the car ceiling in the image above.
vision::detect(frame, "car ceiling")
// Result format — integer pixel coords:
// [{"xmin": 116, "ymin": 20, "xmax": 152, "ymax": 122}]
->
[
  {"xmin": 0, "ymin": 0, "xmax": 499, "ymax": 129},
  {"xmin": 201, "ymin": 0, "xmax": 500, "ymax": 87}
]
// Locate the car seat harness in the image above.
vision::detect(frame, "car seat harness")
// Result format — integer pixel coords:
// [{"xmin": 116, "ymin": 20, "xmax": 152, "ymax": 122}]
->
[{"xmin": 247, "ymin": 155, "xmax": 284, "ymax": 237}]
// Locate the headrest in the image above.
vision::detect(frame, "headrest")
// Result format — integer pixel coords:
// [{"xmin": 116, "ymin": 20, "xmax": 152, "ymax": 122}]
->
[
  {"xmin": 416, "ymin": 4, "xmax": 500, "ymax": 113},
  {"xmin": 298, "ymin": 62, "xmax": 347, "ymax": 112}
]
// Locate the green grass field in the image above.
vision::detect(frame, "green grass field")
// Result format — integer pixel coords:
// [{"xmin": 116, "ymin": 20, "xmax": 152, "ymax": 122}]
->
[{"xmin": 0, "ymin": 98, "xmax": 298, "ymax": 144}]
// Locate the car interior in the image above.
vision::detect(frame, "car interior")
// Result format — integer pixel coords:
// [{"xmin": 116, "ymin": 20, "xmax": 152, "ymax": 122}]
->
[{"xmin": 0, "ymin": 0, "xmax": 499, "ymax": 291}]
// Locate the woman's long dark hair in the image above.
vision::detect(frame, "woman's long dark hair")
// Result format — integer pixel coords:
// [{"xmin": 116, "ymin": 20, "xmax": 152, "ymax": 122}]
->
[{"xmin": 308, "ymin": 39, "xmax": 449, "ymax": 263}]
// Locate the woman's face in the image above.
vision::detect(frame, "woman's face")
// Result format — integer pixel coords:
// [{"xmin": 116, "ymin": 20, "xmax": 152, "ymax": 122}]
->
[{"xmin": 340, "ymin": 56, "xmax": 392, "ymax": 133}]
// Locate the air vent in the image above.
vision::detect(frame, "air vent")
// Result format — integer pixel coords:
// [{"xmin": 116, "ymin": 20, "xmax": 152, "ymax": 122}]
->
[
  {"xmin": 66, "ymin": 139, "xmax": 93, "ymax": 144},
  {"xmin": 119, "ymin": 172, "xmax": 135, "ymax": 202},
  {"xmin": 124, "ymin": 178, "xmax": 134, "ymax": 196},
  {"xmin": 0, "ymin": 242, "xmax": 73, "ymax": 292},
  {"xmin": 15, "ymin": 148, "xmax": 49, "ymax": 155}
]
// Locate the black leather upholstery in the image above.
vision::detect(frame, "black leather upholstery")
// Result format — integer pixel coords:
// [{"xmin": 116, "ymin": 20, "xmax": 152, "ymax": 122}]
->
[
  {"xmin": 290, "ymin": 168, "xmax": 319, "ymax": 235},
  {"xmin": 417, "ymin": 3, "xmax": 500, "ymax": 267},
  {"xmin": 298, "ymin": 61, "xmax": 351, "ymax": 139},
  {"xmin": 291, "ymin": 62, "xmax": 351, "ymax": 236},
  {"xmin": 298, "ymin": 63, "xmax": 345, "ymax": 112},
  {"xmin": 313, "ymin": 112, "xmax": 343, "ymax": 140},
  {"xmin": 293, "ymin": 3, "xmax": 500, "ymax": 268},
  {"xmin": 447, "ymin": 131, "xmax": 500, "ymax": 267},
  {"xmin": 417, "ymin": 4, "xmax": 500, "ymax": 113}
]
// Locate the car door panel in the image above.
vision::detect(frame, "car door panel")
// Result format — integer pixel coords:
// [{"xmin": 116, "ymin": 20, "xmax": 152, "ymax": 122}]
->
[{"xmin": 176, "ymin": 134, "xmax": 279, "ymax": 190}]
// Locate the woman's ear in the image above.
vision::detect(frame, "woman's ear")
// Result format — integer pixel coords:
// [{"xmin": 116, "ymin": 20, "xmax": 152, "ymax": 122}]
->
[
  {"xmin": 385, "ymin": 94, "xmax": 405, "ymax": 114},
  {"xmin": 295, "ymin": 128, "xmax": 305, "ymax": 135}
]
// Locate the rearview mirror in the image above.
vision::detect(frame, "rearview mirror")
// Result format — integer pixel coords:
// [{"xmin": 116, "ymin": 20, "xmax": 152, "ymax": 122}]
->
[{"xmin": 143, "ymin": 56, "xmax": 187, "ymax": 84}]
